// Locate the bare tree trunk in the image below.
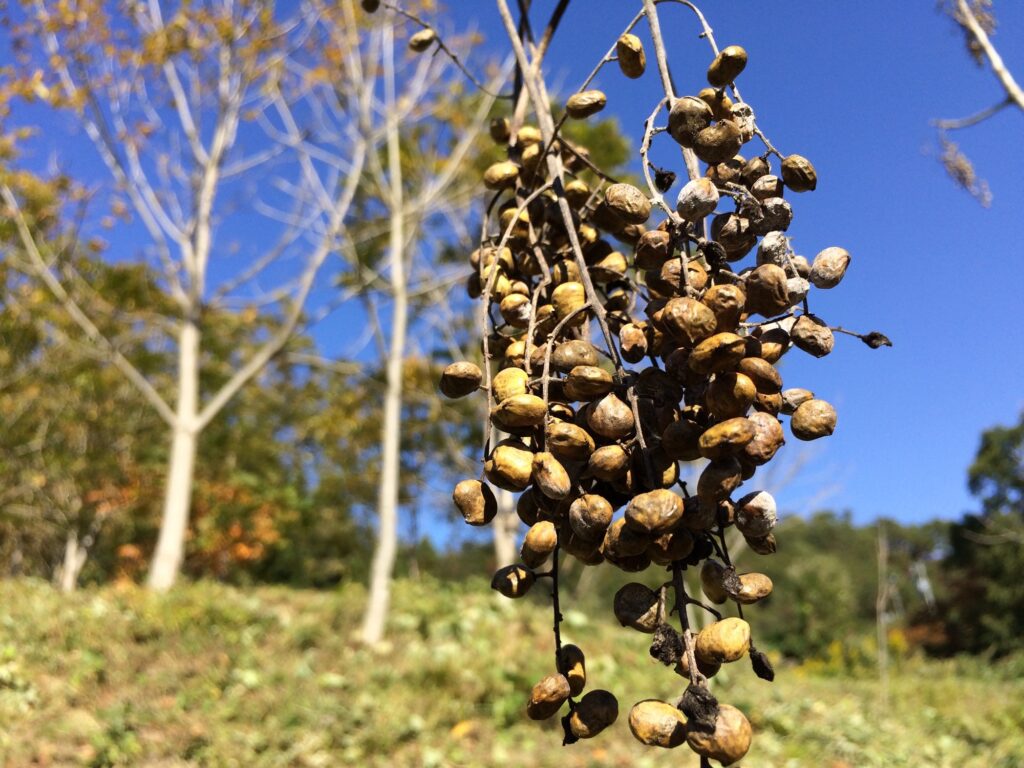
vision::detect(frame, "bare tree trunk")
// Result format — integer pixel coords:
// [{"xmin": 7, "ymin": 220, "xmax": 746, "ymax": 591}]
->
[
  {"xmin": 58, "ymin": 531, "xmax": 87, "ymax": 593},
  {"xmin": 492, "ymin": 487, "xmax": 518, "ymax": 567},
  {"xmin": 361, "ymin": 26, "xmax": 406, "ymax": 645},
  {"xmin": 147, "ymin": 318, "xmax": 200, "ymax": 591}
]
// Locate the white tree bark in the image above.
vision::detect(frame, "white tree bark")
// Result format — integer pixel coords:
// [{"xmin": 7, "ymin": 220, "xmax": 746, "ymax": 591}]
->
[
  {"xmin": 492, "ymin": 487, "xmax": 518, "ymax": 567},
  {"xmin": 58, "ymin": 531, "xmax": 88, "ymax": 593},
  {"xmin": 147, "ymin": 318, "xmax": 200, "ymax": 590}
]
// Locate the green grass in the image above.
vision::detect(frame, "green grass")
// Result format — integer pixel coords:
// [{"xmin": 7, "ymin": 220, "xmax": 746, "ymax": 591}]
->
[{"xmin": 1, "ymin": 577, "xmax": 1022, "ymax": 767}]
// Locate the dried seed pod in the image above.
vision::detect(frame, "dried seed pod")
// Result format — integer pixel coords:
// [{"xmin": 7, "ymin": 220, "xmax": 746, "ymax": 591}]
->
[
  {"xmin": 702, "ymin": 284, "xmax": 746, "ymax": 331},
  {"xmin": 707, "ymin": 44, "xmax": 748, "ymax": 87},
  {"xmin": 527, "ymin": 673, "xmax": 570, "ymax": 720},
  {"xmin": 736, "ymin": 357, "xmax": 782, "ymax": 394},
  {"xmin": 492, "ymin": 393, "xmax": 547, "ymax": 430},
  {"xmin": 625, "ymin": 489, "xmax": 685, "ymax": 535},
  {"xmin": 751, "ymin": 173, "xmax": 784, "ymax": 200},
  {"xmin": 744, "ymin": 263, "xmax": 791, "ymax": 317},
  {"xmin": 489, "ymin": 117, "xmax": 511, "ymax": 144},
  {"xmin": 745, "ymin": 533, "xmax": 777, "ymax": 555},
  {"xmin": 556, "ymin": 644, "xmax": 587, "ymax": 697},
  {"xmin": 565, "ymin": 365, "xmax": 615, "ymax": 401},
  {"xmin": 564, "ymin": 178, "xmax": 591, "ymax": 208},
  {"xmin": 552, "ymin": 339, "xmax": 599, "ymax": 371},
  {"xmin": 688, "ymin": 332, "xmax": 747, "ymax": 375},
  {"xmin": 737, "ymin": 489, "xmax": 774, "ymax": 536},
  {"xmin": 780, "ymin": 387, "xmax": 814, "ymax": 415},
  {"xmin": 492, "ymin": 367, "xmax": 529, "ymax": 403},
  {"xmin": 791, "ymin": 398, "xmax": 837, "ymax": 440},
  {"xmin": 552, "ymin": 281, "xmax": 587, "ymax": 324},
  {"xmin": 517, "ymin": 125, "xmax": 543, "ymax": 145},
  {"xmin": 676, "ymin": 177, "xmax": 719, "ymax": 220},
  {"xmin": 408, "ymin": 28, "xmax": 437, "ymax": 52},
  {"xmin": 620, "ymin": 323, "xmax": 649, "ymax": 363},
  {"xmin": 700, "ymin": 559, "xmax": 731, "ymax": 604},
  {"xmin": 686, "ymin": 703, "xmax": 752, "ymax": 766},
  {"xmin": 706, "ymin": 372, "xmax": 756, "ymax": 419},
  {"xmin": 550, "ymin": 258, "xmax": 582, "ymax": 285},
  {"xmin": 661, "ymin": 297, "xmax": 718, "ymax": 346},
  {"xmin": 759, "ymin": 196, "xmax": 793, "ymax": 232},
  {"xmin": 786, "ymin": 276, "xmax": 810, "ymax": 306},
  {"xmin": 781, "ymin": 154, "xmax": 817, "ymax": 192},
  {"xmin": 753, "ymin": 391, "xmax": 783, "ymax": 415},
  {"xmin": 499, "ymin": 293, "xmax": 531, "ymax": 328},
  {"xmin": 742, "ymin": 411, "xmax": 785, "ymax": 465},
  {"xmin": 695, "ymin": 617, "xmax": 750, "ymax": 664},
  {"xmin": 697, "ymin": 457, "xmax": 744, "ymax": 505},
  {"xmin": 647, "ymin": 529, "xmax": 694, "ymax": 564},
  {"xmin": 616, "ymin": 33, "xmax": 646, "ymax": 78},
  {"xmin": 521, "ymin": 520, "xmax": 558, "ymax": 568},
  {"xmin": 590, "ymin": 250, "xmax": 628, "ymax": 283},
  {"xmin": 729, "ymin": 102, "xmax": 756, "ymax": 142},
  {"xmin": 532, "ymin": 452, "xmax": 572, "ymax": 501},
  {"xmin": 483, "ymin": 160, "xmax": 519, "ymax": 190},
  {"xmin": 566, "ymin": 89, "xmax": 607, "ymax": 119},
  {"xmin": 735, "ymin": 572, "xmax": 773, "ymax": 604},
  {"xmin": 587, "ymin": 393, "xmax": 635, "ymax": 440},
  {"xmin": 453, "ymin": 479, "xmax": 497, "ymax": 526},
  {"xmin": 484, "ymin": 440, "xmax": 535, "ymax": 491},
  {"xmin": 791, "ymin": 314, "xmax": 834, "ymax": 357},
  {"xmin": 604, "ymin": 183, "xmax": 652, "ymax": 225},
  {"xmin": 674, "ymin": 651, "xmax": 721, "ymax": 680},
  {"xmin": 756, "ymin": 326, "xmax": 791, "ymax": 364},
  {"xmin": 698, "ymin": 86, "xmax": 733, "ymax": 120},
  {"xmin": 756, "ymin": 230, "xmax": 790, "ymax": 267},
  {"xmin": 570, "ymin": 690, "xmax": 619, "ymax": 739},
  {"xmin": 604, "ymin": 517, "xmax": 650, "ymax": 559},
  {"xmin": 546, "ymin": 422, "xmax": 595, "ymax": 463},
  {"xmin": 491, "ymin": 563, "xmax": 536, "ymax": 598},
  {"xmin": 694, "ymin": 120, "xmax": 744, "ymax": 165},
  {"xmin": 741, "ymin": 155, "xmax": 769, "ymax": 186},
  {"xmin": 570, "ymin": 494, "xmax": 614, "ymax": 541},
  {"xmin": 587, "ymin": 444, "xmax": 631, "ymax": 480},
  {"xmin": 710, "ymin": 212, "xmax": 757, "ymax": 260},
  {"xmin": 668, "ymin": 96, "xmax": 714, "ymax": 148},
  {"xmin": 360, "ymin": 0, "xmax": 380, "ymax": 11},
  {"xmin": 635, "ymin": 229, "xmax": 672, "ymax": 270},
  {"xmin": 706, "ymin": 155, "xmax": 745, "ymax": 186},
  {"xmin": 810, "ymin": 246, "xmax": 851, "ymax": 288},
  {"xmin": 613, "ymin": 582, "xmax": 662, "ymax": 632},
  {"xmin": 439, "ymin": 362, "xmax": 482, "ymax": 398},
  {"xmin": 698, "ymin": 417, "xmax": 757, "ymax": 459},
  {"xmin": 629, "ymin": 700, "xmax": 688, "ymax": 748}
]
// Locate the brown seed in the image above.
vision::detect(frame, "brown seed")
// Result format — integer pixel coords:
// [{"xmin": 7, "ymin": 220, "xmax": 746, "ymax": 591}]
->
[
  {"xmin": 742, "ymin": 411, "xmax": 785, "ymax": 465},
  {"xmin": 492, "ymin": 393, "xmax": 547, "ymax": 430},
  {"xmin": 360, "ymin": 0, "xmax": 380, "ymax": 12},
  {"xmin": 604, "ymin": 183, "xmax": 651, "ymax": 225},
  {"xmin": 745, "ymin": 533, "xmax": 777, "ymax": 555},
  {"xmin": 699, "ymin": 418, "xmax": 757, "ymax": 460},
  {"xmin": 492, "ymin": 367, "xmax": 529, "ymax": 403},
  {"xmin": 700, "ymin": 559, "xmax": 731, "ymax": 604},
  {"xmin": 489, "ymin": 117, "xmax": 510, "ymax": 144},
  {"xmin": 625, "ymin": 488, "xmax": 685, "ymax": 535},
  {"xmin": 697, "ymin": 457, "xmax": 744, "ymax": 505},
  {"xmin": 620, "ymin": 323, "xmax": 649, "ymax": 363},
  {"xmin": 499, "ymin": 293, "xmax": 531, "ymax": 328},
  {"xmin": 661, "ymin": 418, "xmax": 704, "ymax": 461},
  {"xmin": 452, "ymin": 479, "xmax": 497, "ymax": 526},
  {"xmin": 661, "ymin": 297, "xmax": 718, "ymax": 347},
  {"xmin": 751, "ymin": 173, "xmax": 784, "ymax": 200},
  {"xmin": 735, "ymin": 358, "xmax": 781, "ymax": 396},
  {"xmin": 491, "ymin": 563, "xmax": 535, "ymax": 598},
  {"xmin": 590, "ymin": 250, "xmax": 628, "ymax": 283},
  {"xmin": 791, "ymin": 398, "xmax": 837, "ymax": 440},
  {"xmin": 532, "ymin": 452, "xmax": 572, "ymax": 501},
  {"xmin": 698, "ymin": 86, "xmax": 734, "ymax": 120},
  {"xmin": 565, "ymin": 365, "xmax": 614, "ymax": 401},
  {"xmin": 781, "ymin": 154, "xmax": 817, "ymax": 192},
  {"xmin": 688, "ymin": 332, "xmax": 747, "ymax": 375},
  {"xmin": 613, "ymin": 582, "xmax": 662, "ymax": 632},
  {"xmin": 557, "ymin": 644, "xmax": 587, "ymax": 697},
  {"xmin": 810, "ymin": 246, "xmax": 851, "ymax": 289},
  {"xmin": 744, "ymin": 263, "xmax": 792, "ymax": 317},
  {"xmin": 647, "ymin": 528, "xmax": 695, "ymax": 565},
  {"xmin": 635, "ymin": 229, "xmax": 672, "ymax": 270},
  {"xmin": 561, "ymin": 531, "xmax": 604, "ymax": 565},
  {"xmin": 552, "ymin": 339, "xmax": 599, "ymax": 371},
  {"xmin": 628, "ymin": 700, "xmax": 688, "ymax": 748},
  {"xmin": 408, "ymin": 28, "xmax": 437, "ymax": 52},
  {"xmin": 711, "ymin": 212, "xmax": 757, "ymax": 260},
  {"xmin": 736, "ymin": 572, "xmax": 773, "ymax": 604},
  {"xmin": 587, "ymin": 393, "xmax": 635, "ymax": 440},
  {"xmin": 780, "ymin": 387, "xmax": 814, "ymax": 415},
  {"xmin": 694, "ymin": 120, "xmax": 744, "ymax": 165},
  {"xmin": 546, "ymin": 421, "xmax": 595, "ymax": 463},
  {"xmin": 517, "ymin": 125, "xmax": 543, "ymax": 145},
  {"xmin": 521, "ymin": 520, "xmax": 558, "ymax": 568},
  {"xmin": 686, "ymin": 703, "xmax": 752, "ymax": 766},
  {"xmin": 707, "ymin": 44, "xmax": 748, "ymax": 87},
  {"xmin": 570, "ymin": 689, "xmax": 619, "ymax": 739},
  {"xmin": 674, "ymin": 651, "xmax": 721, "ymax": 680},
  {"xmin": 604, "ymin": 517, "xmax": 650, "ymax": 559},
  {"xmin": 484, "ymin": 440, "xmax": 534, "ymax": 491},
  {"xmin": 702, "ymin": 284, "xmax": 746, "ymax": 331},
  {"xmin": 439, "ymin": 361, "xmax": 482, "ymax": 398},
  {"xmin": 570, "ymin": 494, "xmax": 614, "ymax": 541},
  {"xmin": 706, "ymin": 372, "xmax": 757, "ymax": 419},
  {"xmin": 566, "ymin": 89, "xmax": 607, "ymax": 119},
  {"xmin": 668, "ymin": 96, "xmax": 713, "ymax": 148},
  {"xmin": 483, "ymin": 160, "xmax": 519, "ymax": 190},
  {"xmin": 791, "ymin": 314, "xmax": 834, "ymax": 358},
  {"xmin": 754, "ymin": 391, "xmax": 783, "ymax": 415},
  {"xmin": 695, "ymin": 617, "xmax": 751, "ymax": 664},
  {"xmin": 527, "ymin": 673, "xmax": 570, "ymax": 720},
  {"xmin": 587, "ymin": 444, "xmax": 631, "ymax": 480},
  {"xmin": 564, "ymin": 178, "xmax": 591, "ymax": 208},
  {"xmin": 741, "ymin": 155, "xmax": 770, "ymax": 186},
  {"xmin": 616, "ymin": 33, "xmax": 646, "ymax": 78},
  {"xmin": 552, "ymin": 281, "xmax": 587, "ymax": 324},
  {"xmin": 676, "ymin": 177, "xmax": 720, "ymax": 220}
]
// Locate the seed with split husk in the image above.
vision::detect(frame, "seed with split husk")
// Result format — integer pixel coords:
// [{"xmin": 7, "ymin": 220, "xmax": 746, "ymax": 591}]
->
[
  {"xmin": 702, "ymin": 284, "xmax": 745, "ymax": 331},
  {"xmin": 625, "ymin": 489, "xmax": 684, "ymax": 535},
  {"xmin": 521, "ymin": 520, "xmax": 558, "ymax": 568},
  {"xmin": 566, "ymin": 89, "xmax": 607, "ymax": 119},
  {"xmin": 700, "ymin": 559, "xmax": 731, "ymax": 604},
  {"xmin": 628, "ymin": 700, "xmax": 688, "ymax": 748},
  {"xmin": 707, "ymin": 44, "xmax": 748, "ymax": 87},
  {"xmin": 676, "ymin": 177, "xmax": 719, "ymax": 220},
  {"xmin": 565, "ymin": 365, "xmax": 614, "ymax": 401},
  {"xmin": 587, "ymin": 393, "xmax": 635, "ymax": 439},
  {"xmin": 532, "ymin": 452, "xmax": 572, "ymax": 501},
  {"xmin": 791, "ymin": 398, "xmax": 837, "ymax": 440},
  {"xmin": 669, "ymin": 96, "xmax": 713, "ymax": 148},
  {"xmin": 484, "ymin": 440, "xmax": 534, "ymax": 491},
  {"xmin": 791, "ymin": 315, "xmax": 834, "ymax": 357},
  {"xmin": 735, "ymin": 490, "xmax": 777, "ymax": 537},
  {"xmin": 698, "ymin": 417, "xmax": 757, "ymax": 460},
  {"xmin": 616, "ymin": 33, "xmax": 646, "ymax": 78},
  {"xmin": 491, "ymin": 563, "xmax": 535, "ymax": 598},
  {"xmin": 483, "ymin": 160, "xmax": 519, "ymax": 190},
  {"xmin": 453, "ymin": 479, "xmax": 497, "ymax": 526},
  {"xmin": 408, "ymin": 28, "xmax": 437, "ymax": 52},
  {"xmin": 604, "ymin": 183, "xmax": 651, "ymax": 225},
  {"xmin": 694, "ymin": 120, "xmax": 743, "ymax": 165},
  {"xmin": 695, "ymin": 617, "xmax": 751, "ymax": 664},
  {"xmin": 587, "ymin": 444, "xmax": 631, "ymax": 480},
  {"xmin": 527, "ymin": 673, "xmax": 570, "ymax": 720},
  {"xmin": 570, "ymin": 690, "xmax": 619, "ymax": 739},
  {"xmin": 810, "ymin": 246, "xmax": 851, "ymax": 288},
  {"xmin": 781, "ymin": 154, "xmax": 817, "ymax": 192},
  {"xmin": 706, "ymin": 372, "xmax": 756, "ymax": 419},
  {"xmin": 736, "ymin": 572, "xmax": 773, "ymax": 604},
  {"xmin": 492, "ymin": 367, "xmax": 528, "ymax": 403},
  {"xmin": 557, "ymin": 644, "xmax": 586, "ymax": 696},
  {"xmin": 688, "ymin": 332, "xmax": 747, "ymax": 375},
  {"xmin": 686, "ymin": 703, "xmax": 752, "ymax": 766},
  {"xmin": 742, "ymin": 411, "xmax": 785, "ymax": 465},
  {"xmin": 613, "ymin": 582, "xmax": 662, "ymax": 632},
  {"xmin": 492, "ymin": 393, "xmax": 547, "ymax": 429},
  {"xmin": 570, "ymin": 494, "xmax": 614, "ymax": 541},
  {"xmin": 440, "ymin": 362, "xmax": 482, "ymax": 398}
]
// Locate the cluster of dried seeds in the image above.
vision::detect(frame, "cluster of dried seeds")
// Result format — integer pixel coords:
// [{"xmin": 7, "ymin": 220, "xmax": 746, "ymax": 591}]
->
[{"xmin": 437, "ymin": 1, "xmax": 887, "ymax": 763}]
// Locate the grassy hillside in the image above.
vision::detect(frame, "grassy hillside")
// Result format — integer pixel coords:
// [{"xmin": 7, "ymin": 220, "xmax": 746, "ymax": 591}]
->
[{"xmin": 1, "ymin": 577, "xmax": 1022, "ymax": 767}]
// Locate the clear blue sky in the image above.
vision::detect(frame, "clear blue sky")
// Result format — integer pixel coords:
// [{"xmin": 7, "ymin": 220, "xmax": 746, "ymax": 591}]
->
[{"xmin": 445, "ymin": 0, "xmax": 1024, "ymax": 525}]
